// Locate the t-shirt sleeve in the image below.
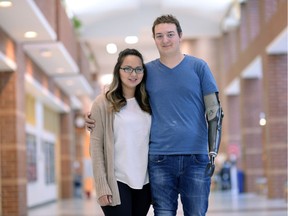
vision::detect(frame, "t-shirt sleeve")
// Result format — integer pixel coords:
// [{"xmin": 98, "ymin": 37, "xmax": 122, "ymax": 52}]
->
[{"xmin": 200, "ymin": 62, "xmax": 219, "ymax": 96}]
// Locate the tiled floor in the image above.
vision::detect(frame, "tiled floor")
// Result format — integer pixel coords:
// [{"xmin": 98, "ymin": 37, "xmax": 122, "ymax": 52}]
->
[{"xmin": 29, "ymin": 191, "xmax": 287, "ymax": 216}]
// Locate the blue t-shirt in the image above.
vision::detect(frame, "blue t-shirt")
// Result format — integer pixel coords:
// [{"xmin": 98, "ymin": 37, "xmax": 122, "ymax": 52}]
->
[{"xmin": 146, "ymin": 55, "xmax": 218, "ymax": 155}]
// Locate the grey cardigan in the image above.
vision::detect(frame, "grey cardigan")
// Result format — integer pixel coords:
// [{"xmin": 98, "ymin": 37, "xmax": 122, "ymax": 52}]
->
[{"xmin": 89, "ymin": 94, "xmax": 121, "ymax": 206}]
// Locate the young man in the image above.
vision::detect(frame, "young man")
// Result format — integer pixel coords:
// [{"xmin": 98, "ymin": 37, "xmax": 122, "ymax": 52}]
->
[{"xmin": 86, "ymin": 14, "xmax": 223, "ymax": 216}]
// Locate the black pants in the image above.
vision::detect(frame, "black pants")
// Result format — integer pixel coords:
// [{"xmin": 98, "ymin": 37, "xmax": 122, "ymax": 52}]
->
[{"xmin": 101, "ymin": 181, "xmax": 151, "ymax": 216}]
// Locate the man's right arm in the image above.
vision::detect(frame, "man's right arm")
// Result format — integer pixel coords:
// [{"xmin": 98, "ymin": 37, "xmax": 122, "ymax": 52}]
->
[{"xmin": 204, "ymin": 92, "xmax": 224, "ymax": 176}]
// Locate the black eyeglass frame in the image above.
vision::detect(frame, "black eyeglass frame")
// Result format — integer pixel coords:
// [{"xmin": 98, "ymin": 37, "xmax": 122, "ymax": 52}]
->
[{"xmin": 120, "ymin": 67, "xmax": 144, "ymax": 74}]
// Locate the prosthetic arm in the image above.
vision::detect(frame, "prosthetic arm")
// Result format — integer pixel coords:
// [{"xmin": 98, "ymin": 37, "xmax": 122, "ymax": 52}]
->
[{"xmin": 204, "ymin": 93, "xmax": 224, "ymax": 176}]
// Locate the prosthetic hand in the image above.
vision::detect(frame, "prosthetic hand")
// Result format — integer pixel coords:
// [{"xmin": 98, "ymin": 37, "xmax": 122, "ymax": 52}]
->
[{"xmin": 204, "ymin": 93, "xmax": 224, "ymax": 177}]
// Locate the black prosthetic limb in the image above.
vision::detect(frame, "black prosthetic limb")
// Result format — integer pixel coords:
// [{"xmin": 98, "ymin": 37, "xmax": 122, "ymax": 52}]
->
[{"xmin": 204, "ymin": 93, "xmax": 224, "ymax": 177}]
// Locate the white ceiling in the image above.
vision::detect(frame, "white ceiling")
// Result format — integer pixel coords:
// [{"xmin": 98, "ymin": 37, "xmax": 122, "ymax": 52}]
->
[
  {"xmin": 0, "ymin": 0, "xmax": 56, "ymax": 42},
  {"xmin": 0, "ymin": 0, "xmax": 240, "ymax": 86},
  {"xmin": 0, "ymin": 0, "xmax": 93, "ymax": 111},
  {"xmin": 266, "ymin": 27, "xmax": 288, "ymax": 55},
  {"xmin": 65, "ymin": 0, "xmax": 287, "ymax": 90},
  {"xmin": 64, "ymin": 0, "xmax": 237, "ymax": 83},
  {"xmin": 1, "ymin": 0, "xmax": 286, "ymax": 102}
]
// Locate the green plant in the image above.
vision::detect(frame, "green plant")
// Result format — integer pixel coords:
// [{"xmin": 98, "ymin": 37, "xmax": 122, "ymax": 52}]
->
[{"xmin": 72, "ymin": 16, "xmax": 82, "ymax": 30}]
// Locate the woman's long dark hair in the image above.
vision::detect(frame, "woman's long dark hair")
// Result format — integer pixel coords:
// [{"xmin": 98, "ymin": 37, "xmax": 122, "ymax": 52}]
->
[{"xmin": 105, "ymin": 48, "xmax": 151, "ymax": 114}]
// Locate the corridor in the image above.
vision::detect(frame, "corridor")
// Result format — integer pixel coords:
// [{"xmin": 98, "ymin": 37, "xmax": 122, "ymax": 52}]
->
[
  {"xmin": 29, "ymin": 191, "xmax": 287, "ymax": 216},
  {"xmin": 0, "ymin": 1, "xmax": 287, "ymax": 215}
]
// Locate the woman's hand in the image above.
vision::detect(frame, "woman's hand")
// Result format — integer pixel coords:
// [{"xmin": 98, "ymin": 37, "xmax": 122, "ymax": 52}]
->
[
  {"xmin": 85, "ymin": 112, "xmax": 95, "ymax": 132},
  {"xmin": 98, "ymin": 195, "xmax": 112, "ymax": 206}
]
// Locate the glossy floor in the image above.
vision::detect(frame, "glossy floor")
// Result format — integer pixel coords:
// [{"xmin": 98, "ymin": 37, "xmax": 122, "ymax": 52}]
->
[{"xmin": 29, "ymin": 191, "xmax": 287, "ymax": 216}]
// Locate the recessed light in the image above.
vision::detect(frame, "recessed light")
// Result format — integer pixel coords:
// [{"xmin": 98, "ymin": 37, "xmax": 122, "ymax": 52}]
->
[
  {"xmin": 76, "ymin": 89, "xmax": 83, "ymax": 95},
  {"xmin": 125, "ymin": 36, "xmax": 138, "ymax": 44},
  {"xmin": 99, "ymin": 74, "xmax": 113, "ymax": 86},
  {"xmin": 40, "ymin": 49, "xmax": 52, "ymax": 57},
  {"xmin": 0, "ymin": 1, "xmax": 12, "ymax": 7},
  {"xmin": 66, "ymin": 80, "xmax": 74, "ymax": 86},
  {"xmin": 56, "ymin": 67, "xmax": 65, "ymax": 73},
  {"xmin": 24, "ymin": 31, "xmax": 38, "ymax": 38},
  {"xmin": 106, "ymin": 43, "xmax": 117, "ymax": 54}
]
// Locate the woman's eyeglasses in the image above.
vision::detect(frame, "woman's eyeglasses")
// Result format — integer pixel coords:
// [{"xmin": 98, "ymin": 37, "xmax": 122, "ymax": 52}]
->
[{"xmin": 120, "ymin": 67, "xmax": 144, "ymax": 74}]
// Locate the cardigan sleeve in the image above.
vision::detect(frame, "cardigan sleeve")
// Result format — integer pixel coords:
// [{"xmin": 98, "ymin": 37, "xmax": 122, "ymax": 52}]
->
[{"xmin": 89, "ymin": 95, "xmax": 112, "ymax": 199}]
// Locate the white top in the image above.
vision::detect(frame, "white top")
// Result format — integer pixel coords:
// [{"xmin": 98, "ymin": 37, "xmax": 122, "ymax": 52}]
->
[{"xmin": 114, "ymin": 97, "xmax": 151, "ymax": 189}]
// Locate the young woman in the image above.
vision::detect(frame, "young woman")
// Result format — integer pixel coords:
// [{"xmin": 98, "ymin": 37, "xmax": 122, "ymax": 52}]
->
[{"xmin": 89, "ymin": 48, "xmax": 151, "ymax": 216}]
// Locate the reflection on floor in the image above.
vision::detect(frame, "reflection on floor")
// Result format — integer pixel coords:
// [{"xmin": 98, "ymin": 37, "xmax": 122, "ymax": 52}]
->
[{"xmin": 29, "ymin": 191, "xmax": 287, "ymax": 216}]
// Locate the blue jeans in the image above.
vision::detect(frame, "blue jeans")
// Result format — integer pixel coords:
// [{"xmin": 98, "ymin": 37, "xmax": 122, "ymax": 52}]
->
[{"xmin": 148, "ymin": 154, "xmax": 211, "ymax": 216}]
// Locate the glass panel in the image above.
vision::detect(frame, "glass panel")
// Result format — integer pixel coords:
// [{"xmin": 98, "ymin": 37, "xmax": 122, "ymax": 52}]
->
[
  {"xmin": 43, "ymin": 140, "xmax": 55, "ymax": 184},
  {"xmin": 26, "ymin": 133, "xmax": 37, "ymax": 182}
]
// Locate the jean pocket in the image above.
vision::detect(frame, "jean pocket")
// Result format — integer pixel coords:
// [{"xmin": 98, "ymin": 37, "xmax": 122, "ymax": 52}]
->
[
  {"xmin": 148, "ymin": 155, "xmax": 167, "ymax": 163},
  {"xmin": 193, "ymin": 154, "xmax": 209, "ymax": 165}
]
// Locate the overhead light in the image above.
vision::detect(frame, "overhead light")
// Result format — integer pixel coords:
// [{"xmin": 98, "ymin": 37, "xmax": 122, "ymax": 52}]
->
[
  {"xmin": 0, "ymin": 1, "xmax": 12, "ymax": 7},
  {"xmin": 66, "ymin": 80, "xmax": 74, "ymax": 86},
  {"xmin": 40, "ymin": 49, "xmax": 52, "ymax": 58},
  {"xmin": 24, "ymin": 31, "xmax": 38, "ymax": 39},
  {"xmin": 259, "ymin": 112, "xmax": 266, "ymax": 126},
  {"xmin": 106, "ymin": 43, "xmax": 117, "ymax": 54},
  {"xmin": 56, "ymin": 67, "xmax": 65, "ymax": 74},
  {"xmin": 125, "ymin": 36, "xmax": 138, "ymax": 44},
  {"xmin": 99, "ymin": 74, "xmax": 113, "ymax": 86},
  {"xmin": 76, "ymin": 89, "xmax": 83, "ymax": 95}
]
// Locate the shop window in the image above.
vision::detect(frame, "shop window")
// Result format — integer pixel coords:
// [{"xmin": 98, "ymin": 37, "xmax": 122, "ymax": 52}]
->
[
  {"xmin": 43, "ymin": 140, "xmax": 55, "ymax": 184},
  {"xmin": 26, "ymin": 133, "xmax": 37, "ymax": 182},
  {"xmin": 25, "ymin": 94, "xmax": 36, "ymax": 125}
]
